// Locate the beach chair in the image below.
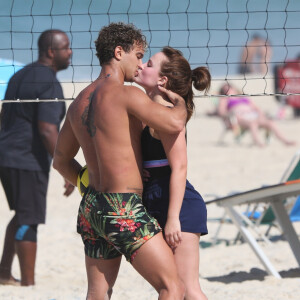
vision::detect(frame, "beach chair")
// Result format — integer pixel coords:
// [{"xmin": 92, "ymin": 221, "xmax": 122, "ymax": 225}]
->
[
  {"xmin": 206, "ymin": 180, "xmax": 300, "ymax": 278},
  {"xmin": 217, "ymin": 112, "xmax": 271, "ymax": 145},
  {"xmin": 237, "ymin": 195, "xmax": 300, "ymax": 242},
  {"xmin": 208, "ymin": 98, "xmax": 247, "ymax": 145},
  {"xmin": 243, "ymin": 149, "xmax": 300, "ymax": 237},
  {"xmin": 217, "ymin": 114, "xmax": 246, "ymax": 145},
  {"xmin": 289, "ymin": 196, "xmax": 300, "ymax": 222},
  {"xmin": 211, "ymin": 149, "xmax": 300, "ymax": 245}
]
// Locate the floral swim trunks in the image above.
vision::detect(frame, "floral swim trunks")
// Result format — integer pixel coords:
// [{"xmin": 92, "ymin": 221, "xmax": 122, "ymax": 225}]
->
[{"xmin": 77, "ymin": 187, "xmax": 161, "ymax": 262}]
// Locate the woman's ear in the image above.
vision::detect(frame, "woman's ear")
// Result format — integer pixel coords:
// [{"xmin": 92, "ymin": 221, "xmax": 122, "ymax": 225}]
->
[
  {"xmin": 114, "ymin": 46, "xmax": 123, "ymax": 61},
  {"xmin": 158, "ymin": 76, "xmax": 168, "ymax": 88}
]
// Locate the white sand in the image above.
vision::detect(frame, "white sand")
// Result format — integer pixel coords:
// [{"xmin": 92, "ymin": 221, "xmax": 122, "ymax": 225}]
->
[{"xmin": 1, "ymin": 81, "xmax": 300, "ymax": 299}]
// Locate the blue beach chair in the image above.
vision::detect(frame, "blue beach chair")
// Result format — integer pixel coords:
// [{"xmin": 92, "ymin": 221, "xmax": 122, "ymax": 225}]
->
[
  {"xmin": 210, "ymin": 149, "xmax": 300, "ymax": 245},
  {"xmin": 244, "ymin": 150, "xmax": 300, "ymax": 237}
]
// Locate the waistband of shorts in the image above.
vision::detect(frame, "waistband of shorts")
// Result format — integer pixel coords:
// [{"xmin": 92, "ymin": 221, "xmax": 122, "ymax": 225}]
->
[
  {"xmin": 143, "ymin": 159, "xmax": 169, "ymax": 168},
  {"xmin": 85, "ymin": 186, "xmax": 142, "ymax": 198}
]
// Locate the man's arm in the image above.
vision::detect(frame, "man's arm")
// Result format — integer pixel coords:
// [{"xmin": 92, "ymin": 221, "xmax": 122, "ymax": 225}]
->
[
  {"xmin": 38, "ymin": 121, "xmax": 59, "ymax": 157},
  {"xmin": 53, "ymin": 117, "xmax": 82, "ymax": 187},
  {"xmin": 126, "ymin": 86, "xmax": 187, "ymax": 134},
  {"xmin": 38, "ymin": 120, "xmax": 75, "ymax": 196}
]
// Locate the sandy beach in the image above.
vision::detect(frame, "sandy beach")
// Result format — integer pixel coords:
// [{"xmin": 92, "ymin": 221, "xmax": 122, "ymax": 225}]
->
[{"xmin": 1, "ymin": 80, "xmax": 300, "ymax": 299}]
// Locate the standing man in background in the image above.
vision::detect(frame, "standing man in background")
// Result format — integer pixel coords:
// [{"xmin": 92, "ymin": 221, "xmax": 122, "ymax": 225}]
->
[
  {"xmin": 0, "ymin": 29, "xmax": 73, "ymax": 286},
  {"xmin": 239, "ymin": 33, "xmax": 272, "ymax": 75}
]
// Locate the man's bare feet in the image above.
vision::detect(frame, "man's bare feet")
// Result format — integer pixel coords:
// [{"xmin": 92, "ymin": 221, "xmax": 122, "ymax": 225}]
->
[{"xmin": 0, "ymin": 276, "xmax": 21, "ymax": 286}]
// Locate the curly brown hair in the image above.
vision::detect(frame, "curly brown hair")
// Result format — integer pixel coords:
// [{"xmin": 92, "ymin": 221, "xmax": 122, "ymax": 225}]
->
[
  {"xmin": 160, "ymin": 47, "xmax": 211, "ymax": 122},
  {"xmin": 95, "ymin": 22, "xmax": 147, "ymax": 66}
]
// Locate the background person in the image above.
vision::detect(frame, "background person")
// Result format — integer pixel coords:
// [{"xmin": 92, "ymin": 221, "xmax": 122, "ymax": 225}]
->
[
  {"xmin": 53, "ymin": 22, "xmax": 186, "ymax": 300},
  {"xmin": 218, "ymin": 83, "xmax": 295, "ymax": 147},
  {"xmin": 0, "ymin": 29, "xmax": 73, "ymax": 286},
  {"xmin": 134, "ymin": 46, "xmax": 210, "ymax": 300},
  {"xmin": 274, "ymin": 54, "xmax": 300, "ymax": 118},
  {"xmin": 239, "ymin": 33, "xmax": 272, "ymax": 74}
]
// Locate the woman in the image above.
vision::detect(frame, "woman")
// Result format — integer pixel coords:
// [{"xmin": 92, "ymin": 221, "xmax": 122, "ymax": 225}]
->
[
  {"xmin": 134, "ymin": 47, "xmax": 210, "ymax": 300},
  {"xmin": 218, "ymin": 83, "xmax": 295, "ymax": 147}
]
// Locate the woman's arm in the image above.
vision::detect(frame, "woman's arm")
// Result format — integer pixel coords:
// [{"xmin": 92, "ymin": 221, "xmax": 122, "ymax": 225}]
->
[{"xmin": 158, "ymin": 127, "xmax": 187, "ymax": 249}]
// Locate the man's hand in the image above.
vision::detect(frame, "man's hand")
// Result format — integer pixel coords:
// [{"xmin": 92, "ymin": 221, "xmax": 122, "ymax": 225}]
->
[
  {"xmin": 142, "ymin": 169, "xmax": 151, "ymax": 182},
  {"xmin": 157, "ymin": 85, "xmax": 186, "ymax": 107},
  {"xmin": 64, "ymin": 179, "xmax": 75, "ymax": 196}
]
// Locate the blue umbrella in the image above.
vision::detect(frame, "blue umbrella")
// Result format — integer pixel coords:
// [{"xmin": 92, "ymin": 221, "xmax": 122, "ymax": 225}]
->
[{"xmin": 0, "ymin": 58, "xmax": 24, "ymax": 100}]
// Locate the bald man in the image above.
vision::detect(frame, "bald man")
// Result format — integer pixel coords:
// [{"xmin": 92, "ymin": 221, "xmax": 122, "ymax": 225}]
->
[{"xmin": 0, "ymin": 29, "xmax": 73, "ymax": 286}]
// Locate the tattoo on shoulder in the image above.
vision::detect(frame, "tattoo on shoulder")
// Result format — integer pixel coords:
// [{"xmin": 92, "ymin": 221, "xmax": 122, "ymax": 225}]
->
[{"xmin": 81, "ymin": 92, "xmax": 96, "ymax": 137}]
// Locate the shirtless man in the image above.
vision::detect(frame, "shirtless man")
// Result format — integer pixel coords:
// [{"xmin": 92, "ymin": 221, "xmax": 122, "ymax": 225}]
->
[
  {"xmin": 53, "ymin": 23, "xmax": 186, "ymax": 300},
  {"xmin": 239, "ymin": 34, "xmax": 272, "ymax": 74}
]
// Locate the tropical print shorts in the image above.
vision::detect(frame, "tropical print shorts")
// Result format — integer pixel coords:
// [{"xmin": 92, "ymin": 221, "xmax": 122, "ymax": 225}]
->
[{"xmin": 77, "ymin": 187, "xmax": 161, "ymax": 262}]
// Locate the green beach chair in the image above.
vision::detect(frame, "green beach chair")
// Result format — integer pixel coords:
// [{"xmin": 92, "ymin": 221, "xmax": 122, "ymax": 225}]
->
[
  {"xmin": 246, "ymin": 150, "xmax": 300, "ymax": 236},
  {"xmin": 210, "ymin": 149, "xmax": 300, "ymax": 245}
]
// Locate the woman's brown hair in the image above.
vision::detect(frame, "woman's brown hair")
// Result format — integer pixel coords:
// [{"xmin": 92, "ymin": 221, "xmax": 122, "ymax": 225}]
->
[{"xmin": 160, "ymin": 47, "xmax": 211, "ymax": 122}]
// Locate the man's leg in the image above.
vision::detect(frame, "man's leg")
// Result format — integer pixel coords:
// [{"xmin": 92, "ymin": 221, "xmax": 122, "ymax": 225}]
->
[
  {"xmin": 132, "ymin": 232, "xmax": 185, "ymax": 300},
  {"xmin": 0, "ymin": 215, "xmax": 19, "ymax": 285},
  {"xmin": 15, "ymin": 224, "xmax": 38, "ymax": 286},
  {"xmin": 16, "ymin": 240, "xmax": 37, "ymax": 286},
  {"xmin": 85, "ymin": 255, "xmax": 122, "ymax": 300}
]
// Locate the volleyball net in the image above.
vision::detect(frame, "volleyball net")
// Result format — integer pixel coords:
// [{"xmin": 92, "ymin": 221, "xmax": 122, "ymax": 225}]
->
[{"xmin": 1, "ymin": 0, "xmax": 300, "ymax": 102}]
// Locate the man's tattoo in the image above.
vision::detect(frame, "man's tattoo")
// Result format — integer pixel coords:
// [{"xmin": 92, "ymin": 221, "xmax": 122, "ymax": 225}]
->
[{"xmin": 81, "ymin": 92, "xmax": 96, "ymax": 137}]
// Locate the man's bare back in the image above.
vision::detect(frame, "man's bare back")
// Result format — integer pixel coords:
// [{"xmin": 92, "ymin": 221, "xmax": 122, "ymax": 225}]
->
[{"xmin": 68, "ymin": 76, "xmax": 144, "ymax": 194}]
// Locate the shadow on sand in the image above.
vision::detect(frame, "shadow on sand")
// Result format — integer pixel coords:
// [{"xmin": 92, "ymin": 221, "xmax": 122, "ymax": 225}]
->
[{"xmin": 204, "ymin": 268, "xmax": 300, "ymax": 283}]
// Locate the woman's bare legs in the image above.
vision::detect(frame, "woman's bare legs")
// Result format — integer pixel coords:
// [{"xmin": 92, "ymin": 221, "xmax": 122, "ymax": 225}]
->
[
  {"xmin": 132, "ymin": 232, "xmax": 185, "ymax": 300},
  {"xmin": 238, "ymin": 113, "xmax": 295, "ymax": 147},
  {"xmin": 174, "ymin": 233, "xmax": 207, "ymax": 300},
  {"xmin": 238, "ymin": 118, "xmax": 265, "ymax": 147},
  {"xmin": 257, "ymin": 117, "xmax": 296, "ymax": 145}
]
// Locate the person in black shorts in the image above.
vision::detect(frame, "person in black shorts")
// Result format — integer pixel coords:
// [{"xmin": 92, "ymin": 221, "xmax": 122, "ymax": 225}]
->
[{"xmin": 0, "ymin": 29, "xmax": 73, "ymax": 286}]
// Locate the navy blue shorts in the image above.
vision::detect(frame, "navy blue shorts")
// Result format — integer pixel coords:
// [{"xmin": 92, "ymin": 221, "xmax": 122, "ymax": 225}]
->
[{"xmin": 143, "ymin": 177, "xmax": 208, "ymax": 235}]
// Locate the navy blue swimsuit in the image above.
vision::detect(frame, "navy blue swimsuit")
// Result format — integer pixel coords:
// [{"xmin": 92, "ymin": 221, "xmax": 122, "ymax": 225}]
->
[{"xmin": 141, "ymin": 126, "xmax": 208, "ymax": 235}]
